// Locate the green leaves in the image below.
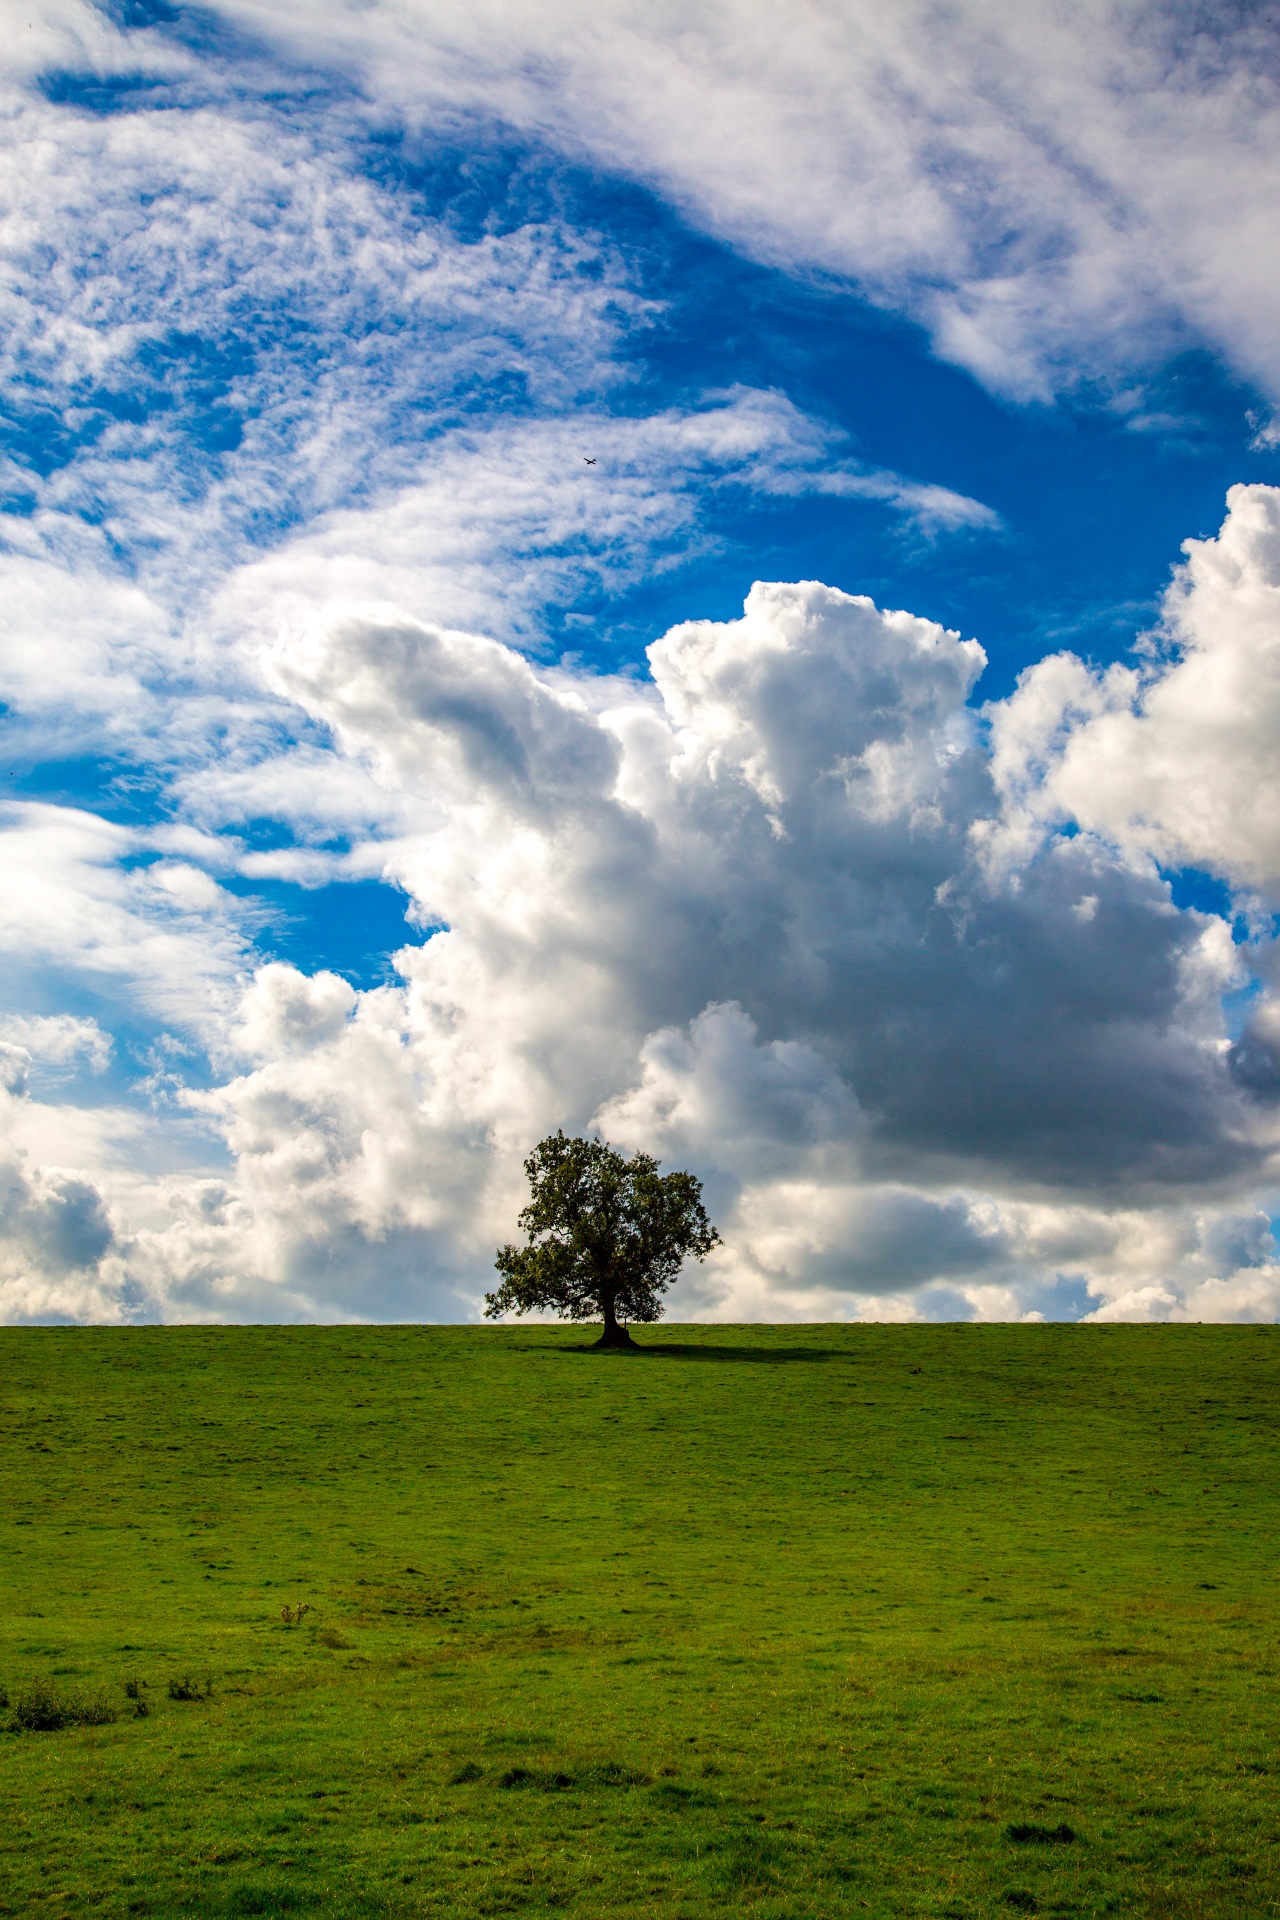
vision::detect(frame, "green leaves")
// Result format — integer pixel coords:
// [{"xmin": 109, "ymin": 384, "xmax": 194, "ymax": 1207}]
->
[{"xmin": 485, "ymin": 1132, "xmax": 720, "ymax": 1331}]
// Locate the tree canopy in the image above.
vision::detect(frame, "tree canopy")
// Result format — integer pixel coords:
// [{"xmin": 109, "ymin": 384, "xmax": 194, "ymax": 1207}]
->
[{"xmin": 485, "ymin": 1132, "xmax": 720, "ymax": 1348}]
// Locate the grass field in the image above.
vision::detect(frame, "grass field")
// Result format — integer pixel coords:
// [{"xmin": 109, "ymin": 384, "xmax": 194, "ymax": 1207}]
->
[{"xmin": 0, "ymin": 1323, "xmax": 1277, "ymax": 1920}]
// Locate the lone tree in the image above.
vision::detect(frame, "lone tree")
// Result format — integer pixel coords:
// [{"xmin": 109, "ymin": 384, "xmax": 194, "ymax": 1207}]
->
[{"xmin": 486, "ymin": 1132, "xmax": 720, "ymax": 1349}]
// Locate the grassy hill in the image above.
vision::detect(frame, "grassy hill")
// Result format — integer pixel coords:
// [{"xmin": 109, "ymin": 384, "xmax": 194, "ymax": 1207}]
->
[{"xmin": 0, "ymin": 1322, "xmax": 1276, "ymax": 1919}]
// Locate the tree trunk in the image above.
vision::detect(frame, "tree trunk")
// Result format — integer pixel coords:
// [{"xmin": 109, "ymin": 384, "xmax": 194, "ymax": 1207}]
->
[{"xmin": 594, "ymin": 1293, "xmax": 637, "ymax": 1350}]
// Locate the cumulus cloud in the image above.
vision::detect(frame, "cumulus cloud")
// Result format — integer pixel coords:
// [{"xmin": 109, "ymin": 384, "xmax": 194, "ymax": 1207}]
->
[
  {"xmin": 983, "ymin": 481, "xmax": 1280, "ymax": 1155},
  {"xmin": 989, "ymin": 484, "xmax": 1280, "ymax": 899},
  {"xmin": 0, "ymin": 531, "xmax": 1257, "ymax": 1326},
  {"xmin": 0, "ymin": 1071, "xmax": 120, "ymax": 1323},
  {"xmin": 597, "ymin": 1001, "xmax": 862, "ymax": 1183}
]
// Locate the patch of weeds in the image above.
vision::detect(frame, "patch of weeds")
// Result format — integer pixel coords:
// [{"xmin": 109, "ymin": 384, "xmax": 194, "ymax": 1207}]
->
[
  {"xmin": 1007, "ymin": 1822, "xmax": 1076, "ymax": 1845},
  {"xmin": 1003, "ymin": 1894, "xmax": 1039, "ymax": 1913},
  {"xmin": 315, "ymin": 1629, "xmax": 350, "ymax": 1650},
  {"xmin": 498, "ymin": 1765, "xmax": 573, "ymax": 1790},
  {"xmin": 1118, "ymin": 1691, "xmax": 1164, "ymax": 1704},
  {"xmin": 449, "ymin": 1761, "xmax": 483, "ymax": 1784},
  {"xmin": 168, "ymin": 1674, "xmax": 212, "ymax": 1702},
  {"xmin": 497, "ymin": 1760, "xmax": 647, "ymax": 1792},
  {"xmin": 6, "ymin": 1680, "xmax": 116, "ymax": 1732},
  {"xmin": 279, "ymin": 1603, "xmax": 310, "ymax": 1628},
  {"xmin": 123, "ymin": 1678, "xmax": 150, "ymax": 1718}
]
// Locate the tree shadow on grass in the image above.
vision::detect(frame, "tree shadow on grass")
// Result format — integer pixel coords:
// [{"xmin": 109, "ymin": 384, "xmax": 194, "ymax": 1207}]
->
[{"xmin": 553, "ymin": 1340, "xmax": 848, "ymax": 1364}]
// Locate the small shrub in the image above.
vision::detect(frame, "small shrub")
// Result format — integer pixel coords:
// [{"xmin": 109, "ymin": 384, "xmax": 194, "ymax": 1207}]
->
[
  {"xmin": 168, "ymin": 1674, "xmax": 210, "ymax": 1702},
  {"xmin": 1007, "ymin": 1822, "xmax": 1076, "ymax": 1845},
  {"xmin": 280, "ymin": 1603, "xmax": 311, "ymax": 1628},
  {"xmin": 123, "ymin": 1679, "xmax": 151, "ymax": 1720},
  {"xmin": 7, "ymin": 1680, "xmax": 116, "ymax": 1732}
]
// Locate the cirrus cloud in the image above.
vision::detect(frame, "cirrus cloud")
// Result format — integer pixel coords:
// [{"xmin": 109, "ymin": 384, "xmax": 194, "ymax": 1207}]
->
[{"xmin": 210, "ymin": 0, "xmax": 1280, "ymax": 405}]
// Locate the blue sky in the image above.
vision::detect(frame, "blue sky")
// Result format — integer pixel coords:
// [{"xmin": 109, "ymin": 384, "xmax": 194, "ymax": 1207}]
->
[{"xmin": 5, "ymin": 0, "xmax": 1280, "ymax": 1325}]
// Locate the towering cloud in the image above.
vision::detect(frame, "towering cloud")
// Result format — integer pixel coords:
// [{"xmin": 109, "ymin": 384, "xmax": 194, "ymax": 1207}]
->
[
  {"xmin": 990, "ymin": 484, "xmax": 1280, "ymax": 899},
  {"xmin": 8, "ymin": 501, "xmax": 1276, "ymax": 1326}
]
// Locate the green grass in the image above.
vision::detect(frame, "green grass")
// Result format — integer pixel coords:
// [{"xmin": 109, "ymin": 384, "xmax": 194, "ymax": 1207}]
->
[{"xmin": 0, "ymin": 1323, "xmax": 1277, "ymax": 1920}]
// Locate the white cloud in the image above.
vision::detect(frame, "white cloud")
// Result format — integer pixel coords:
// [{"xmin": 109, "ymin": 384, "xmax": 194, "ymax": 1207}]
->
[
  {"xmin": 1, "ymin": 39, "xmax": 990, "ymax": 797},
  {"xmin": 211, "ymin": 0, "xmax": 1280, "ymax": 404},
  {"xmin": 984, "ymin": 481, "xmax": 1280, "ymax": 1130},
  {"xmin": 597, "ymin": 1001, "xmax": 862, "ymax": 1182},
  {"xmin": 0, "ymin": 48, "xmax": 652, "ymax": 776},
  {"xmin": 0, "ymin": 1013, "xmax": 111, "ymax": 1073},
  {"xmin": 988, "ymin": 483, "xmax": 1280, "ymax": 899},
  {"xmin": 0, "ymin": 804, "xmax": 249, "ymax": 1031},
  {"xmin": 217, "ymin": 392, "xmax": 996, "ymax": 664},
  {"xmin": 0, "ymin": 1045, "xmax": 30, "ymax": 1097},
  {"xmin": 0, "ymin": 1077, "xmax": 121, "ymax": 1324},
  {"xmin": 0, "ymin": 536, "xmax": 1260, "ymax": 1324}
]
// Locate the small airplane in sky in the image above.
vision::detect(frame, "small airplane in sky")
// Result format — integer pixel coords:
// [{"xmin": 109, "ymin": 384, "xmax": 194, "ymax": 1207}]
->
[{"xmin": 583, "ymin": 456, "xmax": 596, "ymax": 465}]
